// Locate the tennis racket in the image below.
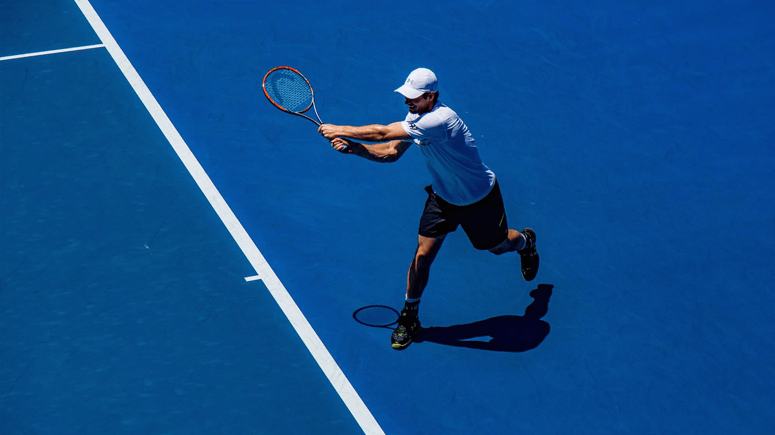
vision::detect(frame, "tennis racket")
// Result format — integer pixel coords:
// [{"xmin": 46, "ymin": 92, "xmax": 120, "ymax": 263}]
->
[{"xmin": 263, "ymin": 66, "xmax": 323, "ymax": 126}]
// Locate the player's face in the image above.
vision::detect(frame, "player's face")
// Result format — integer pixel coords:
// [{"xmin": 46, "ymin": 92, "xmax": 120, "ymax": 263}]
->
[{"xmin": 405, "ymin": 93, "xmax": 435, "ymax": 114}]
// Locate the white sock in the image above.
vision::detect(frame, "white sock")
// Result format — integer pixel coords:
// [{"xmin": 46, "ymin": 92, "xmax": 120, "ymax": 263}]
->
[{"xmin": 517, "ymin": 233, "xmax": 527, "ymax": 250}]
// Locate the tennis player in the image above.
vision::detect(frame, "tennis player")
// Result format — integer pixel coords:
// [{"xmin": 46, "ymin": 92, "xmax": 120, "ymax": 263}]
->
[{"xmin": 318, "ymin": 68, "xmax": 539, "ymax": 350}]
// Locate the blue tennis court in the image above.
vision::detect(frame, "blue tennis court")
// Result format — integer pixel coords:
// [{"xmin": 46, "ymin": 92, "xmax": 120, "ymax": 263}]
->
[{"xmin": 2, "ymin": 1, "xmax": 773, "ymax": 434}]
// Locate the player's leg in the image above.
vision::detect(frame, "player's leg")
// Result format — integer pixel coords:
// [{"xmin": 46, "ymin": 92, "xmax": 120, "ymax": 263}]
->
[
  {"xmin": 407, "ymin": 233, "xmax": 447, "ymax": 300},
  {"xmin": 392, "ymin": 234, "xmax": 446, "ymax": 350},
  {"xmin": 392, "ymin": 186, "xmax": 456, "ymax": 350},
  {"xmin": 488, "ymin": 229, "xmax": 524, "ymax": 255},
  {"xmin": 459, "ymin": 181, "xmax": 539, "ymax": 281}
]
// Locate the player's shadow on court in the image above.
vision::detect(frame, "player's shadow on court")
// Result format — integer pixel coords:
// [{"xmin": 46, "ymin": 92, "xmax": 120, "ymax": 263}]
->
[{"xmin": 415, "ymin": 284, "xmax": 553, "ymax": 352}]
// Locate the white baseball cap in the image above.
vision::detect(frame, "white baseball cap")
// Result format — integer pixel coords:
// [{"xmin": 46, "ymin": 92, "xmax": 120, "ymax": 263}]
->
[{"xmin": 394, "ymin": 68, "xmax": 438, "ymax": 99}]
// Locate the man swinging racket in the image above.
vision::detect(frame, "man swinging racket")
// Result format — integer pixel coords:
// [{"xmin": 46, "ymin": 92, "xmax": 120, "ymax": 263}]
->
[{"xmin": 318, "ymin": 68, "xmax": 539, "ymax": 350}]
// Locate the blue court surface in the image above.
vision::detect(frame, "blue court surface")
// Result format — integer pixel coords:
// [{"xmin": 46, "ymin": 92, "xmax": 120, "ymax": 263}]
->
[{"xmin": 2, "ymin": 1, "xmax": 774, "ymax": 434}]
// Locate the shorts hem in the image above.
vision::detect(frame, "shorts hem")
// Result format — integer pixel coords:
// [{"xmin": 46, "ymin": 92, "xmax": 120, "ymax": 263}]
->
[{"xmin": 418, "ymin": 228, "xmax": 455, "ymax": 239}]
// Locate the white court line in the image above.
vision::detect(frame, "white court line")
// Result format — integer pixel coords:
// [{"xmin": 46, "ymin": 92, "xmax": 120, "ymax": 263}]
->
[
  {"xmin": 0, "ymin": 44, "xmax": 104, "ymax": 61},
  {"xmin": 72, "ymin": 2, "xmax": 385, "ymax": 434}
]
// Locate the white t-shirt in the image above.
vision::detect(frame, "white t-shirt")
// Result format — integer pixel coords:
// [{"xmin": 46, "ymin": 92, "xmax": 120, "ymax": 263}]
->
[{"xmin": 401, "ymin": 103, "xmax": 496, "ymax": 206}]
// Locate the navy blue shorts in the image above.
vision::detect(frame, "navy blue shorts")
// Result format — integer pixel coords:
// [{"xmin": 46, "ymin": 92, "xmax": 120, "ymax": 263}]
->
[{"xmin": 418, "ymin": 181, "xmax": 509, "ymax": 250}]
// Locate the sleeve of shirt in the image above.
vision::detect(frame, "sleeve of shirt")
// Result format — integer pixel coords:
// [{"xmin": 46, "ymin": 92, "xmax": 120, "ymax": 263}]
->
[{"xmin": 401, "ymin": 112, "xmax": 447, "ymax": 142}]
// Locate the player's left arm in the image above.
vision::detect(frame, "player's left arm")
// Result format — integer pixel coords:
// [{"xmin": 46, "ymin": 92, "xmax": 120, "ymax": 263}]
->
[{"xmin": 318, "ymin": 122, "xmax": 410, "ymax": 142}]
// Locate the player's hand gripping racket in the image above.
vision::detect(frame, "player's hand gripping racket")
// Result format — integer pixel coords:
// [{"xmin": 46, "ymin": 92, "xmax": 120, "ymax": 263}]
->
[{"xmin": 263, "ymin": 66, "xmax": 323, "ymax": 126}]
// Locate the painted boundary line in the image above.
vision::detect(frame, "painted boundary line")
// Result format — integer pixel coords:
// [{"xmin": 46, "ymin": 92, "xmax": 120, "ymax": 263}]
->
[
  {"xmin": 0, "ymin": 44, "xmax": 104, "ymax": 61},
  {"xmin": 72, "ymin": 2, "xmax": 385, "ymax": 434}
]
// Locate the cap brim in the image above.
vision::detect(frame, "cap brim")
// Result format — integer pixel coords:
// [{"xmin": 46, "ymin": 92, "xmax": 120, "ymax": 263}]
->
[{"xmin": 394, "ymin": 85, "xmax": 424, "ymax": 99}]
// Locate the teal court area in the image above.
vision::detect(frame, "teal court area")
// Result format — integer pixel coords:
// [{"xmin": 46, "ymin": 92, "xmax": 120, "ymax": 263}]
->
[{"xmin": 1, "ymin": 1, "xmax": 774, "ymax": 434}]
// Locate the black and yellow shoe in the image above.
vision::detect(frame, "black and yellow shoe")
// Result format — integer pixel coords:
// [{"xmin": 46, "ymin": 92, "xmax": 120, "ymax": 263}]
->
[
  {"xmin": 518, "ymin": 228, "xmax": 539, "ymax": 281},
  {"xmin": 391, "ymin": 308, "xmax": 421, "ymax": 350}
]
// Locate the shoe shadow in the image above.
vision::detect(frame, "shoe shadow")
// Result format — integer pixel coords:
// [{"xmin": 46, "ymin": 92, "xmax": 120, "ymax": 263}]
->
[{"xmin": 414, "ymin": 284, "xmax": 553, "ymax": 352}]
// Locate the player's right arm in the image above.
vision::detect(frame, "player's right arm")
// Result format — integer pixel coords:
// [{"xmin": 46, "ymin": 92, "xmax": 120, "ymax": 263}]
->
[{"xmin": 330, "ymin": 137, "xmax": 412, "ymax": 163}]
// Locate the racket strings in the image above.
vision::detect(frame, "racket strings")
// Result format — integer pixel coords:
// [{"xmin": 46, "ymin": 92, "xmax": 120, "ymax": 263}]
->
[{"xmin": 265, "ymin": 70, "xmax": 313, "ymax": 113}]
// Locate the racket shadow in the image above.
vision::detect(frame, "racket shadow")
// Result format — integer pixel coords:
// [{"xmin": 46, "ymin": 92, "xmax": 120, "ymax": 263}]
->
[
  {"xmin": 415, "ymin": 284, "xmax": 554, "ymax": 352},
  {"xmin": 353, "ymin": 305, "xmax": 400, "ymax": 329}
]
